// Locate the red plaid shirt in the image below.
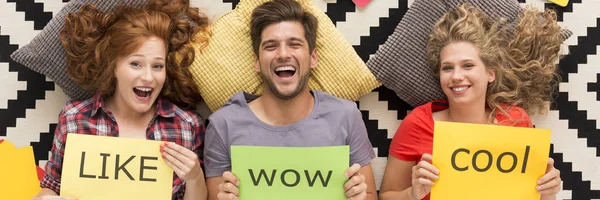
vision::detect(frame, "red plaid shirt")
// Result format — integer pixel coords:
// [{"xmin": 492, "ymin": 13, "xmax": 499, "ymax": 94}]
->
[{"xmin": 41, "ymin": 94, "xmax": 205, "ymax": 200}]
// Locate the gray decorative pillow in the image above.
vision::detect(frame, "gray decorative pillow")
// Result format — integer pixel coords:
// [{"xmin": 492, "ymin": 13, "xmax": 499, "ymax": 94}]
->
[
  {"xmin": 10, "ymin": 0, "xmax": 147, "ymax": 100},
  {"xmin": 367, "ymin": 0, "xmax": 573, "ymax": 107}
]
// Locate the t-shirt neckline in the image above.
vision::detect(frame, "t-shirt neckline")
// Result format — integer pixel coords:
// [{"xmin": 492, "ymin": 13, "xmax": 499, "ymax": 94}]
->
[{"xmin": 240, "ymin": 91, "xmax": 320, "ymax": 132}]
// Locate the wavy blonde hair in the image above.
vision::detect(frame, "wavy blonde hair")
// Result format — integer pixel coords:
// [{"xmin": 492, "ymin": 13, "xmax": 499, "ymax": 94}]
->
[{"xmin": 427, "ymin": 3, "xmax": 564, "ymax": 118}]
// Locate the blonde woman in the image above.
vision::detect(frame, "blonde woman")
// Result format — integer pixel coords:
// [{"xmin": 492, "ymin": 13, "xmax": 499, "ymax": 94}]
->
[{"xmin": 380, "ymin": 3, "xmax": 565, "ymax": 200}]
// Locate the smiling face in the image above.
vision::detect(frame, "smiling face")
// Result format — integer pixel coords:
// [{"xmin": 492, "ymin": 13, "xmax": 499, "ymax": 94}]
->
[
  {"xmin": 439, "ymin": 41, "xmax": 495, "ymax": 105},
  {"xmin": 254, "ymin": 21, "xmax": 318, "ymax": 100},
  {"xmin": 111, "ymin": 36, "xmax": 166, "ymax": 114}
]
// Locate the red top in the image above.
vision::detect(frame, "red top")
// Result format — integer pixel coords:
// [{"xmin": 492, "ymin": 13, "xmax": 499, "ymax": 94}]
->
[{"xmin": 389, "ymin": 100, "xmax": 532, "ymax": 200}]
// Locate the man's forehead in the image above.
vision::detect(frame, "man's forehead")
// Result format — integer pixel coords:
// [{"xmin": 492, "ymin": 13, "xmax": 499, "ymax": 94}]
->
[{"xmin": 260, "ymin": 21, "xmax": 306, "ymax": 42}]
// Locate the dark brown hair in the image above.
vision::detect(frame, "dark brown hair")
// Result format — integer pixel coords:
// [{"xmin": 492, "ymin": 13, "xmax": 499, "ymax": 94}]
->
[
  {"xmin": 427, "ymin": 3, "xmax": 564, "ymax": 117},
  {"xmin": 60, "ymin": 0, "xmax": 210, "ymax": 110},
  {"xmin": 250, "ymin": 0, "xmax": 318, "ymax": 56}
]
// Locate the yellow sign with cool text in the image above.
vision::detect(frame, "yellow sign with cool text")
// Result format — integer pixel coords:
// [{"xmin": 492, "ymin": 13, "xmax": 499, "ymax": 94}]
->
[
  {"xmin": 61, "ymin": 134, "xmax": 173, "ymax": 200},
  {"xmin": 431, "ymin": 121, "xmax": 551, "ymax": 200}
]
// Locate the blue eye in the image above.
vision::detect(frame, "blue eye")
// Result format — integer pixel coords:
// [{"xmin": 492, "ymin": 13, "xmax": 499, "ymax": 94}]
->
[{"xmin": 130, "ymin": 62, "xmax": 140, "ymax": 67}]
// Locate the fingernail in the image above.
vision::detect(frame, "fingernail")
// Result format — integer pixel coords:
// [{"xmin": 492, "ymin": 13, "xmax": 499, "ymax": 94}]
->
[
  {"xmin": 236, "ymin": 181, "xmax": 240, "ymax": 186},
  {"xmin": 536, "ymin": 186, "xmax": 541, "ymax": 190},
  {"xmin": 537, "ymin": 180, "xmax": 541, "ymax": 184},
  {"xmin": 344, "ymin": 172, "xmax": 349, "ymax": 178}
]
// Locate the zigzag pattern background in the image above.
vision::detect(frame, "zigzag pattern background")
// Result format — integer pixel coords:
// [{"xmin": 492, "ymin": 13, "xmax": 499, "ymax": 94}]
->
[{"xmin": 0, "ymin": 0, "xmax": 598, "ymax": 199}]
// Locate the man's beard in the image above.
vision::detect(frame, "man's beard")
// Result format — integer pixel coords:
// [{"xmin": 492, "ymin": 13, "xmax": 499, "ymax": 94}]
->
[{"xmin": 260, "ymin": 66, "xmax": 311, "ymax": 100}]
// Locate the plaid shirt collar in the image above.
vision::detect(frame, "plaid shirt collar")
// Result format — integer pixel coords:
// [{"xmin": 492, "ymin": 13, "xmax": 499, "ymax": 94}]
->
[{"xmin": 89, "ymin": 93, "xmax": 176, "ymax": 118}]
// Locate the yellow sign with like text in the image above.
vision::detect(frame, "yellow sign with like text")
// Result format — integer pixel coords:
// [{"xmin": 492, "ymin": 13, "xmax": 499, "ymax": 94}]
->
[
  {"xmin": 61, "ymin": 134, "xmax": 173, "ymax": 200},
  {"xmin": 431, "ymin": 121, "xmax": 551, "ymax": 200}
]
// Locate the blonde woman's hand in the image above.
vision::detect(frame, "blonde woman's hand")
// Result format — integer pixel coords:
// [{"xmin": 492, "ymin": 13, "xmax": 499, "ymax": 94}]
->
[
  {"xmin": 410, "ymin": 153, "xmax": 439, "ymax": 200},
  {"xmin": 539, "ymin": 157, "xmax": 561, "ymax": 200}
]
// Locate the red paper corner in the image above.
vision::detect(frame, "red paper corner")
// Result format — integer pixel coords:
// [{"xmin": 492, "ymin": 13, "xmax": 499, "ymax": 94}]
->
[
  {"xmin": 36, "ymin": 166, "xmax": 45, "ymax": 181},
  {"xmin": 352, "ymin": 0, "xmax": 372, "ymax": 9}
]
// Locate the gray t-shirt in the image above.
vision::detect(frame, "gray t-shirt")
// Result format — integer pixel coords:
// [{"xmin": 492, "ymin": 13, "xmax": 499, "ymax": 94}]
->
[{"xmin": 203, "ymin": 90, "xmax": 376, "ymax": 178}]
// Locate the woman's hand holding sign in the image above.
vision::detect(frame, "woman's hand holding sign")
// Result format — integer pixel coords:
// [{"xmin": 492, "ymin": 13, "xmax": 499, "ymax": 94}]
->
[
  {"xmin": 410, "ymin": 153, "xmax": 439, "ymax": 200},
  {"xmin": 160, "ymin": 142, "xmax": 208, "ymax": 199},
  {"xmin": 538, "ymin": 158, "xmax": 561, "ymax": 200},
  {"xmin": 31, "ymin": 192, "xmax": 78, "ymax": 200},
  {"xmin": 160, "ymin": 142, "xmax": 204, "ymax": 183}
]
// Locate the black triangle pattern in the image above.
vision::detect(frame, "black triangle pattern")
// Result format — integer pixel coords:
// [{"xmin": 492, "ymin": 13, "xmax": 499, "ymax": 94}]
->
[{"xmin": 0, "ymin": 0, "xmax": 597, "ymax": 198}]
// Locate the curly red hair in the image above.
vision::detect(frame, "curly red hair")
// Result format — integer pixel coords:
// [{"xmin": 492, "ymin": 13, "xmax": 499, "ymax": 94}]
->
[{"xmin": 60, "ymin": 0, "xmax": 209, "ymax": 110}]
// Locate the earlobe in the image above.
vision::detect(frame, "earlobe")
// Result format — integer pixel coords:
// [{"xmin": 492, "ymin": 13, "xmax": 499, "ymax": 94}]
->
[
  {"xmin": 253, "ymin": 54, "xmax": 260, "ymax": 72},
  {"xmin": 488, "ymin": 69, "xmax": 496, "ymax": 83},
  {"xmin": 310, "ymin": 49, "xmax": 318, "ymax": 69}
]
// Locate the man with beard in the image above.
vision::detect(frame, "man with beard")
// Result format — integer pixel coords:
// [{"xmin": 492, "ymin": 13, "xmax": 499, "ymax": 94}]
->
[{"xmin": 203, "ymin": 0, "xmax": 377, "ymax": 199}]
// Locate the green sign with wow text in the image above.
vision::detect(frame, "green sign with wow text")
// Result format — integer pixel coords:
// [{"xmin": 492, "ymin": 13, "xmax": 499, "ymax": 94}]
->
[{"xmin": 231, "ymin": 145, "xmax": 349, "ymax": 200}]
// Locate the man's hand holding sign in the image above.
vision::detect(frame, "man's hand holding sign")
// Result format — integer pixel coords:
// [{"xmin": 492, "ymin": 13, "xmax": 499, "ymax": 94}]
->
[{"xmin": 423, "ymin": 122, "xmax": 561, "ymax": 200}]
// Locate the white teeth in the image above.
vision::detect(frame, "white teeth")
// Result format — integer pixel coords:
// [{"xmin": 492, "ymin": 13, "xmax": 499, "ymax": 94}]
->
[
  {"xmin": 135, "ymin": 87, "xmax": 152, "ymax": 92},
  {"xmin": 452, "ymin": 87, "xmax": 468, "ymax": 92},
  {"xmin": 275, "ymin": 66, "xmax": 296, "ymax": 72}
]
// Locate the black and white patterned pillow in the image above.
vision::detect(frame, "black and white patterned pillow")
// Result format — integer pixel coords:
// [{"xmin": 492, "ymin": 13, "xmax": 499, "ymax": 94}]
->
[
  {"xmin": 367, "ymin": 0, "xmax": 572, "ymax": 108},
  {"xmin": 9, "ymin": 0, "xmax": 148, "ymax": 100}
]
